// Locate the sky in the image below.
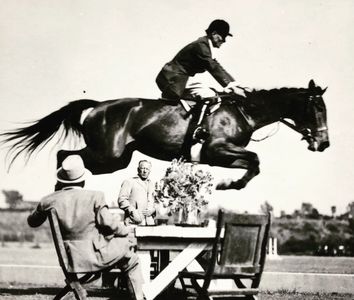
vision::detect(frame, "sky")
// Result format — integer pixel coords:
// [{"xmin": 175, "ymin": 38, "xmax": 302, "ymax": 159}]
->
[{"xmin": 0, "ymin": 0, "xmax": 353, "ymax": 216}]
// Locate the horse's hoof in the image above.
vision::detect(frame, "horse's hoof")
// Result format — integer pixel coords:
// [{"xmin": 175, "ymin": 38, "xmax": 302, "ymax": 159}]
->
[
  {"xmin": 230, "ymin": 180, "xmax": 246, "ymax": 190},
  {"xmin": 215, "ymin": 182, "xmax": 228, "ymax": 190}
]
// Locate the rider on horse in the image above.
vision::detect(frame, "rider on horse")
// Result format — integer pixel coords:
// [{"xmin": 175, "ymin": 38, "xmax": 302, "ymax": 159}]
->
[{"xmin": 156, "ymin": 19, "xmax": 246, "ymax": 143}]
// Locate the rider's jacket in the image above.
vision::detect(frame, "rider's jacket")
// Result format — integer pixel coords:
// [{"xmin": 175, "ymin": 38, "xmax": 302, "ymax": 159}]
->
[{"xmin": 156, "ymin": 36, "xmax": 234, "ymax": 99}]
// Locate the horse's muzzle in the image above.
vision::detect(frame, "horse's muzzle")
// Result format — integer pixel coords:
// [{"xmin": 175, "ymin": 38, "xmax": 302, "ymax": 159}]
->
[
  {"xmin": 317, "ymin": 140, "xmax": 330, "ymax": 152},
  {"xmin": 307, "ymin": 135, "xmax": 330, "ymax": 152}
]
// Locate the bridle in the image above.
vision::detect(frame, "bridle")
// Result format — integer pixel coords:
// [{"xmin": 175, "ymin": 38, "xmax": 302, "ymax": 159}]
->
[{"xmin": 280, "ymin": 94, "xmax": 327, "ymax": 142}]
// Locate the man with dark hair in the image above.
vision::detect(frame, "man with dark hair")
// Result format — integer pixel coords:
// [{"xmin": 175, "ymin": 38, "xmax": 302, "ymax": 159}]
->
[
  {"xmin": 28, "ymin": 155, "xmax": 144, "ymax": 300},
  {"xmin": 156, "ymin": 19, "xmax": 245, "ymax": 141},
  {"xmin": 156, "ymin": 19, "xmax": 245, "ymax": 100}
]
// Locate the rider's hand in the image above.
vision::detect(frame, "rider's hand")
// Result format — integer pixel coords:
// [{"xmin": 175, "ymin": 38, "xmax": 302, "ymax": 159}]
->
[
  {"xmin": 223, "ymin": 82, "xmax": 246, "ymax": 97},
  {"xmin": 189, "ymin": 85, "xmax": 216, "ymax": 99}
]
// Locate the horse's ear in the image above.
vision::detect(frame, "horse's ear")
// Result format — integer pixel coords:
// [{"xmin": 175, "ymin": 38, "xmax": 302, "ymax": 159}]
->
[
  {"xmin": 308, "ymin": 79, "xmax": 316, "ymax": 89},
  {"xmin": 321, "ymin": 87, "xmax": 328, "ymax": 95}
]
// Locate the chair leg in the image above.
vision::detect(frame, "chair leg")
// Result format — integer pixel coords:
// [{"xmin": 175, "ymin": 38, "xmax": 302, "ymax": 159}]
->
[
  {"xmin": 53, "ymin": 284, "xmax": 71, "ymax": 300},
  {"xmin": 190, "ymin": 279, "xmax": 212, "ymax": 300},
  {"xmin": 196, "ymin": 293, "xmax": 211, "ymax": 300},
  {"xmin": 234, "ymin": 278, "xmax": 247, "ymax": 288},
  {"xmin": 70, "ymin": 281, "xmax": 88, "ymax": 300}
]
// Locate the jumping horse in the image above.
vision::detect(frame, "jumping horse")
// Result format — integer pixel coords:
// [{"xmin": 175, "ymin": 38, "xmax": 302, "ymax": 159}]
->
[{"xmin": 0, "ymin": 80, "xmax": 329, "ymax": 190}]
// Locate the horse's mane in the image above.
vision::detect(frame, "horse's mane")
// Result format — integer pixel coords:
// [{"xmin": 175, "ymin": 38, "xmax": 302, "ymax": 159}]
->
[
  {"xmin": 248, "ymin": 87, "xmax": 309, "ymax": 99},
  {"xmin": 237, "ymin": 87, "xmax": 310, "ymax": 108}
]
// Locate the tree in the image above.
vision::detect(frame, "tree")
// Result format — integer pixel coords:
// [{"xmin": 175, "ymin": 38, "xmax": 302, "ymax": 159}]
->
[
  {"xmin": 2, "ymin": 190, "xmax": 23, "ymax": 209},
  {"xmin": 308, "ymin": 208, "xmax": 320, "ymax": 219},
  {"xmin": 301, "ymin": 202, "xmax": 313, "ymax": 217},
  {"xmin": 260, "ymin": 201, "xmax": 273, "ymax": 215},
  {"xmin": 331, "ymin": 205, "xmax": 336, "ymax": 219}
]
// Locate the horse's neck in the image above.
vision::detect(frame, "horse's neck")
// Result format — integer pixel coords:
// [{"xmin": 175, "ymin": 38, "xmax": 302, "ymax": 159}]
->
[{"xmin": 245, "ymin": 88, "xmax": 305, "ymax": 130}]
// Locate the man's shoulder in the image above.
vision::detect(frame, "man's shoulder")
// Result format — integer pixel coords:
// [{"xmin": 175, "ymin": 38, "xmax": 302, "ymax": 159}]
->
[
  {"xmin": 41, "ymin": 189, "xmax": 103, "ymax": 205},
  {"xmin": 122, "ymin": 177, "xmax": 139, "ymax": 184},
  {"xmin": 189, "ymin": 36, "xmax": 211, "ymax": 54},
  {"xmin": 189, "ymin": 36, "xmax": 209, "ymax": 47}
]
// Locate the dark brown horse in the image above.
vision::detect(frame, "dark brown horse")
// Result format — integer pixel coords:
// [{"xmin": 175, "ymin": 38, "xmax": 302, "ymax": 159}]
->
[{"xmin": 1, "ymin": 80, "xmax": 329, "ymax": 190}]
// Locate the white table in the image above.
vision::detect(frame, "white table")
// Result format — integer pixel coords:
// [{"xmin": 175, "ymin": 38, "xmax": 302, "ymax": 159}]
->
[{"xmin": 135, "ymin": 225, "xmax": 217, "ymax": 300}]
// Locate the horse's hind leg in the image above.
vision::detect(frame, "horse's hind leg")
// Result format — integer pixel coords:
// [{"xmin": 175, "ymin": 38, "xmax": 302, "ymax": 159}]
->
[
  {"xmin": 57, "ymin": 144, "xmax": 135, "ymax": 175},
  {"xmin": 56, "ymin": 149, "xmax": 82, "ymax": 169},
  {"xmin": 204, "ymin": 143, "xmax": 260, "ymax": 190}
]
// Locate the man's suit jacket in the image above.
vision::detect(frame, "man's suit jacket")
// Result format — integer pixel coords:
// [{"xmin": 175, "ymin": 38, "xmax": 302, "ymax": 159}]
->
[
  {"xmin": 28, "ymin": 188, "xmax": 131, "ymax": 273},
  {"xmin": 118, "ymin": 177, "xmax": 155, "ymax": 225},
  {"xmin": 156, "ymin": 36, "xmax": 234, "ymax": 99}
]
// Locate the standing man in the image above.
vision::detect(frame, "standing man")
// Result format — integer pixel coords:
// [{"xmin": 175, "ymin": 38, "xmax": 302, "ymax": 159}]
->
[
  {"xmin": 118, "ymin": 160, "xmax": 156, "ymax": 226},
  {"xmin": 28, "ymin": 155, "xmax": 144, "ymax": 300},
  {"xmin": 118, "ymin": 160, "xmax": 156, "ymax": 283}
]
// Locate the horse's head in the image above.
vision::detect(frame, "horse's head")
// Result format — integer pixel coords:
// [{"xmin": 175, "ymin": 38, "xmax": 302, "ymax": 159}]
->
[{"xmin": 295, "ymin": 80, "xmax": 329, "ymax": 152}]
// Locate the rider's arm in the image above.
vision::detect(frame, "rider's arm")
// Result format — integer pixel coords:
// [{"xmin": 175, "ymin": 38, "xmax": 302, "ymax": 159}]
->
[{"xmin": 195, "ymin": 42, "xmax": 235, "ymax": 87}]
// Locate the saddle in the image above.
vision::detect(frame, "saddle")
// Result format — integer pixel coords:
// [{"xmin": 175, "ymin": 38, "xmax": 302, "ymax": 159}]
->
[
  {"xmin": 175, "ymin": 95, "xmax": 220, "ymax": 162},
  {"xmin": 160, "ymin": 92, "xmax": 249, "ymax": 162}
]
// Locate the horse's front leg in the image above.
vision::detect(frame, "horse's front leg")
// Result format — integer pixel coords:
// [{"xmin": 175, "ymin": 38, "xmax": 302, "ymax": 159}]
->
[{"xmin": 203, "ymin": 141, "xmax": 260, "ymax": 190}]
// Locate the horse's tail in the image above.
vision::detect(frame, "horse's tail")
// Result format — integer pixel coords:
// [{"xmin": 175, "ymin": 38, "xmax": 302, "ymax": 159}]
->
[{"xmin": 0, "ymin": 99, "xmax": 99, "ymax": 169}]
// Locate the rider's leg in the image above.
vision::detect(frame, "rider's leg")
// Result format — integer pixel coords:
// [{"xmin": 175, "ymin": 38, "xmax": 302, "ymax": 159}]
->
[{"xmin": 183, "ymin": 83, "xmax": 216, "ymax": 143}]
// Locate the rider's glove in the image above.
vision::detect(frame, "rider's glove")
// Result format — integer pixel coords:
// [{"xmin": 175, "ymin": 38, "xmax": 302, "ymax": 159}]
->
[{"xmin": 223, "ymin": 82, "xmax": 246, "ymax": 97}]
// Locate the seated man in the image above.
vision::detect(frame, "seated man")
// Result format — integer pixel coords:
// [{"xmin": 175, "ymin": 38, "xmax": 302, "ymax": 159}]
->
[{"xmin": 27, "ymin": 155, "xmax": 144, "ymax": 300}]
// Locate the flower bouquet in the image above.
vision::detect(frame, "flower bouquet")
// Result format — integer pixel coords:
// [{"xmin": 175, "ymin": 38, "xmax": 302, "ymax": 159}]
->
[{"xmin": 154, "ymin": 158, "xmax": 214, "ymax": 225}]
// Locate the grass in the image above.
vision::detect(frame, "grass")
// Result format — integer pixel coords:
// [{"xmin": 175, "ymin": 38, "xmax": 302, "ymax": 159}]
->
[
  {"xmin": 264, "ymin": 255, "xmax": 354, "ymax": 274},
  {"xmin": 2, "ymin": 242, "xmax": 354, "ymax": 274},
  {"xmin": 0, "ymin": 284, "xmax": 353, "ymax": 300},
  {"xmin": 0, "ymin": 244, "xmax": 353, "ymax": 299}
]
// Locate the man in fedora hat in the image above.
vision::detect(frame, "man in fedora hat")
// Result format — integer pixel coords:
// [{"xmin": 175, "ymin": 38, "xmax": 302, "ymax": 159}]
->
[
  {"xmin": 28, "ymin": 155, "xmax": 144, "ymax": 300},
  {"xmin": 156, "ymin": 19, "xmax": 246, "ymax": 142}
]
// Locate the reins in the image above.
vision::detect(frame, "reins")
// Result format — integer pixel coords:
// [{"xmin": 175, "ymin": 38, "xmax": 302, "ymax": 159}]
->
[
  {"xmin": 250, "ymin": 122, "xmax": 280, "ymax": 142},
  {"xmin": 280, "ymin": 118, "xmax": 313, "ymax": 142},
  {"xmin": 279, "ymin": 118, "xmax": 303, "ymax": 134}
]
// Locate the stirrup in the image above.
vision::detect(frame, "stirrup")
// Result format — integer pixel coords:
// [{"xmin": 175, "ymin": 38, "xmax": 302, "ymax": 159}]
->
[{"xmin": 192, "ymin": 127, "xmax": 209, "ymax": 144}]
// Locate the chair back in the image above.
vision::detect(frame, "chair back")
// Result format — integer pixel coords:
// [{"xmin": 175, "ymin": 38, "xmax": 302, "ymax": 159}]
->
[
  {"xmin": 212, "ymin": 210, "xmax": 271, "ymax": 275},
  {"xmin": 47, "ymin": 208, "xmax": 70, "ymax": 277}
]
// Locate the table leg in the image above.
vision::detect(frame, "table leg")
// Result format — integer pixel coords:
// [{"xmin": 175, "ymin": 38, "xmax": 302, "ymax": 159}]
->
[
  {"xmin": 142, "ymin": 242, "xmax": 207, "ymax": 300},
  {"xmin": 159, "ymin": 250, "xmax": 170, "ymax": 271}
]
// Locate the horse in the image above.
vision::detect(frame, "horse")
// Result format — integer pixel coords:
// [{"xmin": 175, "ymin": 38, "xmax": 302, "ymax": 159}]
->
[{"xmin": 0, "ymin": 79, "xmax": 329, "ymax": 190}]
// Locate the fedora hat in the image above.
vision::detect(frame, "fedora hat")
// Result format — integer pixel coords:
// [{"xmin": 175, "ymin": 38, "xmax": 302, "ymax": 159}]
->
[{"xmin": 56, "ymin": 155, "xmax": 87, "ymax": 184}]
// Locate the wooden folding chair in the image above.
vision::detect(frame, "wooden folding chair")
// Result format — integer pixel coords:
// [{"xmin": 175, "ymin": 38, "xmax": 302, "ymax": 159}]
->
[
  {"xmin": 47, "ymin": 208, "xmax": 119, "ymax": 300},
  {"xmin": 179, "ymin": 209, "xmax": 271, "ymax": 300}
]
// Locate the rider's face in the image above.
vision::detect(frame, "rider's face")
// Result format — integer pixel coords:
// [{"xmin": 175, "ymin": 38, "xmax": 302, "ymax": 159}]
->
[
  {"xmin": 210, "ymin": 32, "xmax": 226, "ymax": 48},
  {"xmin": 137, "ymin": 162, "xmax": 151, "ymax": 180}
]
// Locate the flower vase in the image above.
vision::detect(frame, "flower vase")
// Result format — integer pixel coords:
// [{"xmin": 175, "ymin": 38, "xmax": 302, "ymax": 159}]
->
[
  {"xmin": 183, "ymin": 207, "xmax": 200, "ymax": 225},
  {"xmin": 174, "ymin": 204, "xmax": 200, "ymax": 226}
]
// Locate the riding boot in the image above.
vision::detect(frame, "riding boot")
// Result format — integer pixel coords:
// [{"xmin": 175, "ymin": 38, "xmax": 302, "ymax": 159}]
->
[{"xmin": 192, "ymin": 101, "xmax": 210, "ymax": 143}]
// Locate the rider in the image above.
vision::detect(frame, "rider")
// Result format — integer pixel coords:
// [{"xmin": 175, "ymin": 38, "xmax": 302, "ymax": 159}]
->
[{"xmin": 156, "ymin": 19, "xmax": 246, "ymax": 142}]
